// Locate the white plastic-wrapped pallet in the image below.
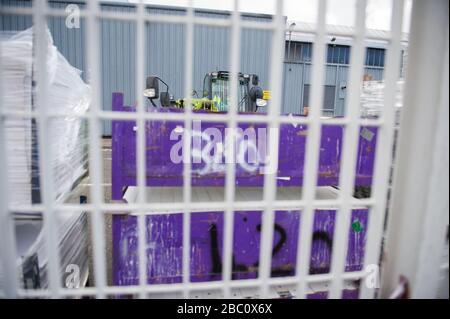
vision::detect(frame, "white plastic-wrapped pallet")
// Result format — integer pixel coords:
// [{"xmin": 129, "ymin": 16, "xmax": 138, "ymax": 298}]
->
[
  {"xmin": 360, "ymin": 80, "xmax": 404, "ymax": 122},
  {"xmin": 0, "ymin": 27, "xmax": 90, "ymax": 291},
  {"xmin": 1, "ymin": 27, "xmax": 90, "ymax": 205}
]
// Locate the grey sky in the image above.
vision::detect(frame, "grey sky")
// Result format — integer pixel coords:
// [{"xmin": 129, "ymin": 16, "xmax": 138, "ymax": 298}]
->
[{"xmin": 125, "ymin": 0, "xmax": 412, "ymax": 32}]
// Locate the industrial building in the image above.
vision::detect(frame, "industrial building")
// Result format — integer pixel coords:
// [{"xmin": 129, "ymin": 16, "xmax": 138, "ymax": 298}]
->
[{"xmin": 1, "ymin": 0, "xmax": 408, "ymax": 134}]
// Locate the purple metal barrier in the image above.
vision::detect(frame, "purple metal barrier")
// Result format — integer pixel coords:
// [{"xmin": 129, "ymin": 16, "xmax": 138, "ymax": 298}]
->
[
  {"xmin": 111, "ymin": 92, "xmax": 376, "ymax": 296},
  {"xmin": 111, "ymin": 93, "xmax": 377, "ymax": 194},
  {"xmin": 113, "ymin": 210, "xmax": 368, "ymax": 284}
]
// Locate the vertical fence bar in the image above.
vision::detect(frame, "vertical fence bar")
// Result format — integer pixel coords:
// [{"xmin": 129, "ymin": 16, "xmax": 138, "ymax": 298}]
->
[
  {"xmin": 33, "ymin": 0, "xmax": 60, "ymax": 298},
  {"xmin": 0, "ymin": 38, "xmax": 19, "ymax": 299},
  {"xmin": 86, "ymin": 0, "xmax": 107, "ymax": 298},
  {"xmin": 412, "ymin": 35, "xmax": 448, "ymax": 297},
  {"xmin": 182, "ymin": 0, "xmax": 194, "ymax": 299},
  {"xmin": 295, "ymin": 0, "xmax": 328, "ymax": 299},
  {"xmin": 258, "ymin": 0, "xmax": 285, "ymax": 298},
  {"xmin": 222, "ymin": 0, "xmax": 240, "ymax": 299},
  {"xmin": 329, "ymin": 0, "xmax": 367, "ymax": 299},
  {"xmin": 136, "ymin": 0, "xmax": 148, "ymax": 298},
  {"xmin": 359, "ymin": 0, "xmax": 404, "ymax": 299},
  {"xmin": 381, "ymin": 0, "xmax": 449, "ymax": 298}
]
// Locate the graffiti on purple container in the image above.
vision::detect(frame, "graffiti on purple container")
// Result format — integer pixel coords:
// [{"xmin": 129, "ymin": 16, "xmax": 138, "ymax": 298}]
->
[
  {"xmin": 111, "ymin": 93, "xmax": 378, "ymax": 190},
  {"xmin": 169, "ymin": 121, "xmax": 278, "ymax": 175},
  {"xmin": 112, "ymin": 209, "xmax": 368, "ymax": 285}
]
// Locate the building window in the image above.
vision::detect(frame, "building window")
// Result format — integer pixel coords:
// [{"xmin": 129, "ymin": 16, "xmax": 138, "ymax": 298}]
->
[
  {"xmin": 365, "ymin": 48, "xmax": 385, "ymax": 67},
  {"xmin": 285, "ymin": 42, "xmax": 386, "ymax": 68},
  {"xmin": 285, "ymin": 41, "xmax": 312, "ymax": 62},
  {"xmin": 327, "ymin": 44, "xmax": 350, "ymax": 64}
]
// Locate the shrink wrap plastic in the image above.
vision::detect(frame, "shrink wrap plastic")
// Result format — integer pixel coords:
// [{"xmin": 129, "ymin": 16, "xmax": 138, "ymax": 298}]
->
[
  {"xmin": 0, "ymin": 27, "xmax": 90, "ymax": 291},
  {"xmin": 360, "ymin": 80, "xmax": 404, "ymax": 122},
  {"xmin": 1, "ymin": 27, "xmax": 90, "ymax": 205}
]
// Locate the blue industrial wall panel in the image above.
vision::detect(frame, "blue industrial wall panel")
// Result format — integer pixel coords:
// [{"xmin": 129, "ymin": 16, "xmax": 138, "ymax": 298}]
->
[
  {"xmin": 282, "ymin": 63, "xmax": 384, "ymax": 116},
  {"xmin": 335, "ymin": 65, "xmax": 349, "ymax": 116},
  {"xmin": 1, "ymin": 0, "xmax": 273, "ymax": 135},
  {"xmin": 282, "ymin": 63, "xmax": 304, "ymax": 114},
  {"xmin": 100, "ymin": 4, "xmax": 136, "ymax": 135},
  {"xmin": 0, "ymin": 0, "xmax": 32, "ymax": 29},
  {"xmin": 146, "ymin": 22, "xmax": 184, "ymax": 101}
]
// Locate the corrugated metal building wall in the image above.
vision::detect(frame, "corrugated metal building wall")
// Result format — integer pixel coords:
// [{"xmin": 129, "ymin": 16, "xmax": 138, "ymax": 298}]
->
[
  {"xmin": 283, "ymin": 42, "xmax": 386, "ymax": 116},
  {"xmin": 0, "ymin": 0, "xmax": 272, "ymax": 135},
  {"xmin": 1, "ymin": 0, "xmax": 389, "ymax": 134}
]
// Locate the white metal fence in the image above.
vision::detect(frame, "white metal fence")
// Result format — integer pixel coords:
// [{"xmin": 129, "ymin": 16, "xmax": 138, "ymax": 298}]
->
[{"xmin": 0, "ymin": 0, "xmax": 448, "ymax": 299}]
